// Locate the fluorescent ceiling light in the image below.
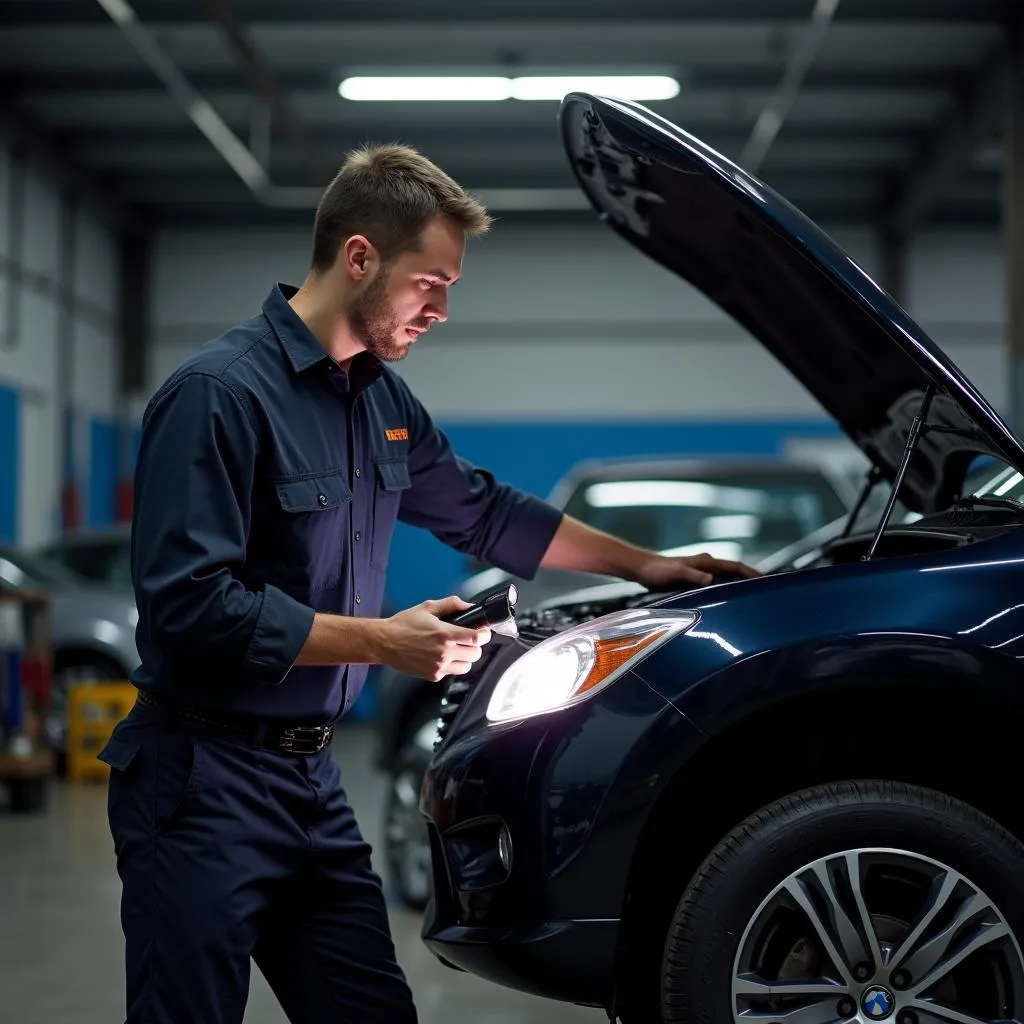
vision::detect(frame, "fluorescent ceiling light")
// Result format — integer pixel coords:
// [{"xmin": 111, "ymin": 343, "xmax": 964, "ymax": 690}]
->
[
  {"xmin": 584, "ymin": 481, "xmax": 765, "ymax": 511},
  {"xmin": 510, "ymin": 76, "xmax": 679, "ymax": 101},
  {"xmin": 338, "ymin": 75, "xmax": 679, "ymax": 102},
  {"xmin": 339, "ymin": 76, "xmax": 511, "ymax": 101}
]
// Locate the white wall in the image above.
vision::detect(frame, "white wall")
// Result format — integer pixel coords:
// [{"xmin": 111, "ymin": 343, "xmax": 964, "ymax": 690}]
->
[
  {"xmin": 0, "ymin": 140, "xmax": 121, "ymax": 546},
  {"xmin": 150, "ymin": 221, "xmax": 1008, "ymax": 421}
]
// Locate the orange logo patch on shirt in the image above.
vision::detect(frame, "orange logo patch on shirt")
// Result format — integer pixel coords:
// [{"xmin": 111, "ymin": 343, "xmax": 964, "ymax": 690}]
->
[{"xmin": 385, "ymin": 428, "xmax": 409, "ymax": 442}]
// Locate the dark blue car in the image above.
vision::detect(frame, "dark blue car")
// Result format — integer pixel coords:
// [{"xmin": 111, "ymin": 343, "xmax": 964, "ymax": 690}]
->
[{"xmin": 418, "ymin": 94, "xmax": 1024, "ymax": 1024}]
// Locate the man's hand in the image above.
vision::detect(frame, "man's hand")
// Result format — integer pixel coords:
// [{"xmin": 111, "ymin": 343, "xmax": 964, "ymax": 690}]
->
[
  {"xmin": 632, "ymin": 551, "xmax": 761, "ymax": 590},
  {"xmin": 379, "ymin": 596, "xmax": 492, "ymax": 682}
]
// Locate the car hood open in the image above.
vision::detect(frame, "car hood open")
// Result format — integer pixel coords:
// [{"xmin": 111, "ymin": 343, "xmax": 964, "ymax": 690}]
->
[{"xmin": 559, "ymin": 93, "xmax": 1024, "ymax": 514}]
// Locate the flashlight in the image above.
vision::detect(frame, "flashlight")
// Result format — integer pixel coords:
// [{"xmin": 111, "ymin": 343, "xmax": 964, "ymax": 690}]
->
[{"xmin": 441, "ymin": 583, "xmax": 519, "ymax": 637}]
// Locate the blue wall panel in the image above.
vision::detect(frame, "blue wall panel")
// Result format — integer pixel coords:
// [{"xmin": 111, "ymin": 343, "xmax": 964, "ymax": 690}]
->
[
  {"xmin": 0, "ymin": 385, "xmax": 19, "ymax": 544},
  {"xmin": 88, "ymin": 417, "xmax": 119, "ymax": 526},
  {"xmin": 382, "ymin": 417, "xmax": 842, "ymax": 612}
]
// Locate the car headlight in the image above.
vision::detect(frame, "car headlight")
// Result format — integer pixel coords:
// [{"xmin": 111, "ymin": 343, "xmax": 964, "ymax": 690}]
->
[{"xmin": 485, "ymin": 608, "xmax": 700, "ymax": 723}]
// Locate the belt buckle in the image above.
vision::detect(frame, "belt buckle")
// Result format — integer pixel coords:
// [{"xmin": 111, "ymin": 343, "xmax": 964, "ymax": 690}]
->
[{"xmin": 279, "ymin": 724, "xmax": 333, "ymax": 754}]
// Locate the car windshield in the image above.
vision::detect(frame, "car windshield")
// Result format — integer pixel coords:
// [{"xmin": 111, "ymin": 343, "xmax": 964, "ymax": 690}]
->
[
  {"xmin": 561, "ymin": 469, "xmax": 849, "ymax": 563},
  {"xmin": 894, "ymin": 458, "xmax": 1024, "ymax": 525},
  {"xmin": 0, "ymin": 546, "xmax": 84, "ymax": 588},
  {"xmin": 963, "ymin": 459, "xmax": 1024, "ymax": 501}
]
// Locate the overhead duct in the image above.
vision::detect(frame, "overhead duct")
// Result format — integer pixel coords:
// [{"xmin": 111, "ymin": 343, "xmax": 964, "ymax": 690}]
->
[
  {"xmin": 93, "ymin": 0, "xmax": 589, "ymax": 212},
  {"xmin": 740, "ymin": 0, "xmax": 841, "ymax": 173}
]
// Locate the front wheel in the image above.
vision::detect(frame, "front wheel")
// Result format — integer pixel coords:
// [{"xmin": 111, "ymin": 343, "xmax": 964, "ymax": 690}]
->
[
  {"xmin": 382, "ymin": 710, "xmax": 439, "ymax": 911},
  {"xmin": 662, "ymin": 781, "xmax": 1024, "ymax": 1024}
]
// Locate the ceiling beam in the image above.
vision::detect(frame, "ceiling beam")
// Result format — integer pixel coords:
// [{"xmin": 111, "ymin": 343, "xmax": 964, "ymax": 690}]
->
[
  {"xmin": 0, "ymin": 67, "xmax": 972, "ymax": 95},
  {"xmin": 134, "ymin": 196, "xmax": 1001, "ymax": 233},
  {"xmin": 61, "ymin": 120, "xmax": 920, "ymax": 149},
  {"xmin": 882, "ymin": 30, "xmax": 1014, "ymax": 240},
  {"xmin": 0, "ymin": 91, "xmax": 139, "ymax": 234},
  {"xmin": 198, "ymin": 0, "xmax": 330, "ymax": 186},
  {"xmin": 741, "ymin": 0, "xmax": 841, "ymax": 173},
  {"xmin": 0, "ymin": 0, "xmax": 1009, "ymax": 23}
]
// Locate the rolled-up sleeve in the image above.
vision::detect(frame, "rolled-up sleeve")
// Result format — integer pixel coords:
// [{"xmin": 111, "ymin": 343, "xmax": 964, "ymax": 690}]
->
[
  {"xmin": 397, "ymin": 393, "xmax": 563, "ymax": 580},
  {"xmin": 132, "ymin": 372, "xmax": 314, "ymax": 685}
]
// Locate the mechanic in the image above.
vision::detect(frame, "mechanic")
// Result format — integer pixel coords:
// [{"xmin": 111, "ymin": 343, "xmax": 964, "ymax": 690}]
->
[{"xmin": 99, "ymin": 142, "xmax": 759, "ymax": 1024}]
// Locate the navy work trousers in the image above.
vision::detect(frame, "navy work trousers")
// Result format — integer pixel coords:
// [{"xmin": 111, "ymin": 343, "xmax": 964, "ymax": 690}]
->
[{"xmin": 99, "ymin": 702, "xmax": 418, "ymax": 1024}]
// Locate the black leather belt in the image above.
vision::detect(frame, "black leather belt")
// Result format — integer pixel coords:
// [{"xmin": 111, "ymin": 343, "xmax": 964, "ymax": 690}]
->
[{"xmin": 135, "ymin": 690, "xmax": 335, "ymax": 754}]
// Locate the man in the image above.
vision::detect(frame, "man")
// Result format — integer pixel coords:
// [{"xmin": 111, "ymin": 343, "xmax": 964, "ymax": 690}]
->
[{"xmin": 100, "ymin": 143, "xmax": 757, "ymax": 1024}]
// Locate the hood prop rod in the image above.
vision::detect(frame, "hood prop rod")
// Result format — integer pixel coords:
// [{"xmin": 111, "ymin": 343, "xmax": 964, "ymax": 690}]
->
[
  {"xmin": 840, "ymin": 464, "xmax": 884, "ymax": 540},
  {"xmin": 863, "ymin": 382, "xmax": 937, "ymax": 562}
]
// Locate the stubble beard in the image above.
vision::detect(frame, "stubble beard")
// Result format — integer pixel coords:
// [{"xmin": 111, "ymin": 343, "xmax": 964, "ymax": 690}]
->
[{"xmin": 348, "ymin": 269, "xmax": 408, "ymax": 363}]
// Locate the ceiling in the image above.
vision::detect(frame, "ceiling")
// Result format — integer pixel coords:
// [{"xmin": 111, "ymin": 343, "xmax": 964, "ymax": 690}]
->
[{"xmin": 0, "ymin": 0, "xmax": 1020, "ymax": 237}]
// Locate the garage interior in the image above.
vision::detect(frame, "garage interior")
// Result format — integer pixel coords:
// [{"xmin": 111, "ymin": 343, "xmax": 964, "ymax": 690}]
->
[{"xmin": 1, "ymin": 1, "xmax": 1023, "ymax": 1021}]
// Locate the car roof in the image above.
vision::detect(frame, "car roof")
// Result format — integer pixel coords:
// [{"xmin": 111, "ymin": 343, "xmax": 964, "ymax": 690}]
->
[{"xmin": 561, "ymin": 455, "xmax": 840, "ymax": 485}]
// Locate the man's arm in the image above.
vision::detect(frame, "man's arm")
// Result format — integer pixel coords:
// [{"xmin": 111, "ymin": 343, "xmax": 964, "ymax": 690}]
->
[
  {"xmin": 132, "ymin": 372, "xmax": 316, "ymax": 685},
  {"xmin": 540, "ymin": 515, "xmax": 760, "ymax": 588},
  {"xmin": 390, "ymin": 382, "xmax": 759, "ymax": 592},
  {"xmin": 295, "ymin": 596, "xmax": 491, "ymax": 682},
  {"xmin": 397, "ymin": 393, "xmax": 563, "ymax": 581}
]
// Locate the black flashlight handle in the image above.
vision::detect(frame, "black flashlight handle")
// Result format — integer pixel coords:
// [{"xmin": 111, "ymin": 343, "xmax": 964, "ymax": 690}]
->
[
  {"xmin": 445, "ymin": 605, "xmax": 492, "ymax": 630},
  {"xmin": 441, "ymin": 585, "xmax": 518, "ymax": 630}
]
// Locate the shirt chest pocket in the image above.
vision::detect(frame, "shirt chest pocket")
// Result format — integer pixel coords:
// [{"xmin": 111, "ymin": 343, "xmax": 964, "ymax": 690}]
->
[
  {"xmin": 273, "ymin": 471, "xmax": 353, "ymax": 593},
  {"xmin": 370, "ymin": 455, "xmax": 411, "ymax": 571}
]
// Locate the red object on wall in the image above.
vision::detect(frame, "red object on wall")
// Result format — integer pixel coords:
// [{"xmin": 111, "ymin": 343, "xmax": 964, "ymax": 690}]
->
[
  {"xmin": 116, "ymin": 479, "xmax": 133, "ymax": 521},
  {"xmin": 20, "ymin": 656, "xmax": 52, "ymax": 708},
  {"xmin": 61, "ymin": 480, "xmax": 80, "ymax": 530}
]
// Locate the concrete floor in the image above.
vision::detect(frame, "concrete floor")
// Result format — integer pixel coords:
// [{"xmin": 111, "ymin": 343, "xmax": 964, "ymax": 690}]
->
[{"xmin": 0, "ymin": 722, "xmax": 605, "ymax": 1024}]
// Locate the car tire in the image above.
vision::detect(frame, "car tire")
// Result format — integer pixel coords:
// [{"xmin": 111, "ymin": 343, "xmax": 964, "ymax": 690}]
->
[
  {"xmin": 383, "ymin": 708, "xmax": 439, "ymax": 911},
  {"xmin": 660, "ymin": 780, "xmax": 1024, "ymax": 1024}
]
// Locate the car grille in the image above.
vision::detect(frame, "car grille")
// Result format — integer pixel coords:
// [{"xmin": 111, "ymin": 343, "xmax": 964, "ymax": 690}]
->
[{"xmin": 433, "ymin": 675, "xmax": 472, "ymax": 750}]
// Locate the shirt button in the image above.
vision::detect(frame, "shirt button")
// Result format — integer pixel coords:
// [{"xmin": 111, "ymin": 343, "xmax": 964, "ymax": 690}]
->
[
  {"xmin": 355, "ymin": 594, "xmax": 361, "ymax": 604},
  {"xmin": 354, "ymin": 531, "xmax": 361, "ymax": 541},
  {"xmin": 318, "ymin": 494, "xmax": 327, "ymax": 506},
  {"xmin": 354, "ymin": 468, "xmax": 361, "ymax": 478}
]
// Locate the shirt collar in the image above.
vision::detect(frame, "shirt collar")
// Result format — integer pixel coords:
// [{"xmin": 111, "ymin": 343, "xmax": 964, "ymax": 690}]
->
[{"xmin": 262, "ymin": 282, "xmax": 383, "ymax": 388}]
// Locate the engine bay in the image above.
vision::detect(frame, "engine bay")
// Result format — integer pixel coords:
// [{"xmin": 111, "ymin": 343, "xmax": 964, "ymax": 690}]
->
[
  {"xmin": 515, "ymin": 504, "xmax": 1024, "ymax": 640},
  {"xmin": 815, "ymin": 505, "xmax": 1024, "ymax": 567},
  {"xmin": 515, "ymin": 588, "xmax": 679, "ymax": 640}
]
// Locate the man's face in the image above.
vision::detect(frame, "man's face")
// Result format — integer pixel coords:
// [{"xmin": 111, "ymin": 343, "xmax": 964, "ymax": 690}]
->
[{"xmin": 349, "ymin": 216, "xmax": 465, "ymax": 362}]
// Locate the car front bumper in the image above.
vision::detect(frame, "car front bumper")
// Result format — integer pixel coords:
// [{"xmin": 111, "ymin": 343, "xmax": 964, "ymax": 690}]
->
[
  {"xmin": 422, "ymin": 909, "xmax": 619, "ymax": 1007},
  {"xmin": 418, "ymin": 669, "xmax": 693, "ymax": 1007}
]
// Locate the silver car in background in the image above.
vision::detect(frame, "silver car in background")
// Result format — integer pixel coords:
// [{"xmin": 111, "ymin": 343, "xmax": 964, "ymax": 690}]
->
[
  {"xmin": 459, "ymin": 455, "xmax": 859, "ymax": 607},
  {"xmin": 38, "ymin": 523, "xmax": 133, "ymax": 589},
  {"xmin": 0, "ymin": 543, "xmax": 139, "ymax": 759}
]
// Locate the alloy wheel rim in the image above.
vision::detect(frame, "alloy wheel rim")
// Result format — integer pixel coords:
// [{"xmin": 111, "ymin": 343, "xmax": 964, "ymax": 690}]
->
[{"xmin": 731, "ymin": 847, "xmax": 1024, "ymax": 1024}]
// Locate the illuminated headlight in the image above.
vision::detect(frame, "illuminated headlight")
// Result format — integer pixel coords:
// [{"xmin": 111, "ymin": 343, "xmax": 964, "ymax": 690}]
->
[{"xmin": 486, "ymin": 608, "xmax": 700, "ymax": 723}]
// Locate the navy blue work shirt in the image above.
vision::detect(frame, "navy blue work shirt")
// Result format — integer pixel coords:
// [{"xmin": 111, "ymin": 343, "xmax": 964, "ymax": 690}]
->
[{"xmin": 130, "ymin": 283, "xmax": 563, "ymax": 722}]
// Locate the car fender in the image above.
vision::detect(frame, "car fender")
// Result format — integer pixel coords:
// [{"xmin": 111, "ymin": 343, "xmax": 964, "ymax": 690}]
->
[
  {"xmin": 659, "ymin": 631, "xmax": 1024, "ymax": 738},
  {"xmin": 636, "ymin": 542, "xmax": 1024, "ymax": 736}
]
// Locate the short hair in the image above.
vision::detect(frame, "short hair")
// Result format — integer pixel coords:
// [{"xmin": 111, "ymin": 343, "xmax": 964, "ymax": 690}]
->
[{"xmin": 310, "ymin": 143, "xmax": 492, "ymax": 272}]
